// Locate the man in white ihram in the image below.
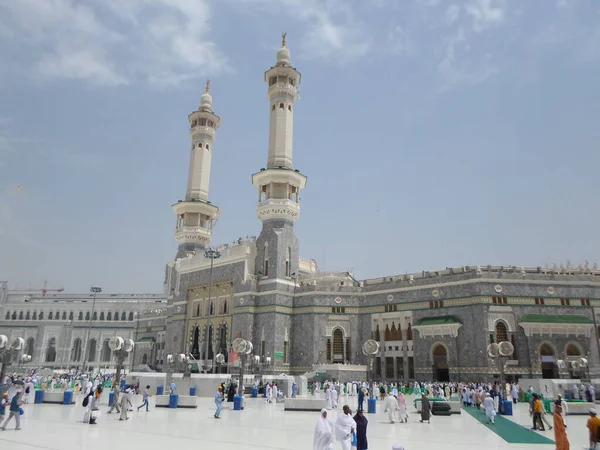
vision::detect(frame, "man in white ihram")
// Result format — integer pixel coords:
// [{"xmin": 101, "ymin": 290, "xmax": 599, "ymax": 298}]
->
[
  {"xmin": 483, "ymin": 393, "xmax": 496, "ymax": 424},
  {"xmin": 335, "ymin": 405, "xmax": 357, "ymax": 450},
  {"xmin": 386, "ymin": 393, "xmax": 399, "ymax": 423}
]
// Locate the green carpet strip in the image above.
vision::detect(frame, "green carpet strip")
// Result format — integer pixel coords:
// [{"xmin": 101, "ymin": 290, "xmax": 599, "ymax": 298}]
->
[{"xmin": 461, "ymin": 407, "xmax": 555, "ymax": 445}]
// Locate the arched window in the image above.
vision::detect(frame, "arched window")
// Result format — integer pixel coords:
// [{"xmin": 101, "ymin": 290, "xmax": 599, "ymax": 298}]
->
[
  {"xmin": 495, "ymin": 321, "xmax": 509, "ymax": 343},
  {"xmin": 566, "ymin": 343, "xmax": 581, "ymax": 357},
  {"xmin": 107, "ymin": 312, "xmax": 112, "ymax": 321},
  {"xmin": 384, "ymin": 324, "xmax": 392, "ymax": 341},
  {"xmin": 288, "ymin": 105, "xmax": 292, "ymax": 111},
  {"xmin": 101, "ymin": 339, "xmax": 111, "ymax": 362},
  {"xmin": 32, "ymin": 311, "xmax": 37, "ymax": 320},
  {"xmin": 263, "ymin": 242, "xmax": 269, "ymax": 277},
  {"xmin": 129, "ymin": 312, "xmax": 134, "ymax": 321},
  {"xmin": 71, "ymin": 338, "xmax": 82, "ymax": 362},
  {"xmin": 223, "ymin": 300, "xmax": 228, "ymax": 315},
  {"xmin": 142, "ymin": 353, "xmax": 148, "ymax": 364},
  {"xmin": 121, "ymin": 312, "xmax": 126, "ymax": 321},
  {"xmin": 5, "ymin": 311, "xmax": 9, "ymax": 320},
  {"xmin": 55, "ymin": 312, "xmax": 60, "ymax": 320},
  {"xmin": 85, "ymin": 312, "xmax": 90, "ymax": 321},
  {"xmin": 192, "ymin": 326, "xmax": 200, "ymax": 359},
  {"xmin": 11, "ymin": 311, "xmax": 16, "ymax": 320},
  {"xmin": 332, "ymin": 328, "xmax": 344, "ymax": 363},
  {"xmin": 272, "ymin": 104, "xmax": 276, "ymax": 111},
  {"xmin": 374, "ymin": 325, "xmax": 380, "ymax": 341},
  {"xmin": 540, "ymin": 343, "xmax": 554, "ymax": 356},
  {"xmin": 62, "ymin": 312, "xmax": 67, "ymax": 320},
  {"xmin": 285, "ymin": 247, "xmax": 291, "ymax": 277},
  {"xmin": 48, "ymin": 311, "xmax": 53, "ymax": 320},
  {"xmin": 69, "ymin": 311, "xmax": 73, "ymax": 320},
  {"xmin": 78, "ymin": 311, "xmax": 83, "ymax": 320},
  {"xmin": 87, "ymin": 339, "xmax": 97, "ymax": 362},
  {"xmin": 406, "ymin": 323, "xmax": 413, "ymax": 340},
  {"xmin": 38, "ymin": 311, "xmax": 43, "ymax": 320},
  {"xmin": 114, "ymin": 312, "xmax": 119, "ymax": 321},
  {"xmin": 25, "ymin": 311, "xmax": 30, "ymax": 320},
  {"xmin": 45, "ymin": 337, "xmax": 57, "ymax": 362},
  {"xmin": 206, "ymin": 144, "xmax": 210, "ymax": 151},
  {"xmin": 93, "ymin": 312, "xmax": 97, "ymax": 321},
  {"xmin": 217, "ymin": 325, "xmax": 228, "ymax": 356},
  {"xmin": 99, "ymin": 312, "xmax": 104, "ymax": 321},
  {"xmin": 26, "ymin": 337, "xmax": 34, "ymax": 356},
  {"xmin": 18, "ymin": 311, "xmax": 23, "ymax": 320},
  {"xmin": 279, "ymin": 103, "xmax": 284, "ymax": 109}
]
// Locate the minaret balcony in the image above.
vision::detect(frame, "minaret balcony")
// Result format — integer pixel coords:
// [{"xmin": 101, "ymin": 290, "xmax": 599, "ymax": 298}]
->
[
  {"xmin": 257, "ymin": 198, "xmax": 300, "ymax": 222},
  {"xmin": 252, "ymin": 168, "xmax": 306, "ymax": 189},
  {"xmin": 172, "ymin": 200, "xmax": 219, "ymax": 219},
  {"xmin": 175, "ymin": 226, "xmax": 212, "ymax": 245}
]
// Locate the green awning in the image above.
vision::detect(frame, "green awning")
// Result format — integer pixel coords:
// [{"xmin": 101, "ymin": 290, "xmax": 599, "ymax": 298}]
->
[
  {"xmin": 413, "ymin": 315, "xmax": 462, "ymax": 326},
  {"xmin": 520, "ymin": 314, "xmax": 593, "ymax": 324},
  {"xmin": 136, "ymin": 337, "xmax": 155, "ymax": 343}
]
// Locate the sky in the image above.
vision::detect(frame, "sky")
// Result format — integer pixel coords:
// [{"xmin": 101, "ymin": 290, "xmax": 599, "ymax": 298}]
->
[{"xmin": 0, "ymin": 0, "xmax": 599, "ymax": 293}]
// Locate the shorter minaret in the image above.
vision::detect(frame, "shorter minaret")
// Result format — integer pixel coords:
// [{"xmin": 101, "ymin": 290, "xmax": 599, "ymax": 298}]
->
[{"xmin": 172, "ymin": 81, "xmax": 221, "ymax": 259}]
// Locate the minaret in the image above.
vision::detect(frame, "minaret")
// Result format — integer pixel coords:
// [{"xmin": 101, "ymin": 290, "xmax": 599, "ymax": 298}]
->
[
  {"xmin": 172, "ymin": 81, "xmax": 221, "ymax": 259},
  {"xmin": 252, "ymin": 34, "xmax": 306, "ymax": 282}
]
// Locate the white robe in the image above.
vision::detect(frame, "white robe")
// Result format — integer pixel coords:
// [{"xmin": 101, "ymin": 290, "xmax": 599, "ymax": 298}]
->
[
  {"xmin": 266, "ymin": 385, "xmax": 273, "ymax": 401},
  {"xmin": 386, "ymin": 396, "xmax": 399, "ymax": 422},
  {"xmin": 483, "ymin": 397, "xmax": 496, "ymax": 421},
  {"xmin": 352, "ymin": 384, "xmax": 357, "ymax": 396},
  {"xmin": 331, "ymin": 388, "xmax": 338, "ymax": 408},
  {"xmin": 313, "ymin": 415, "xmax": 334, "ymax": 450},
  {"xmin": 346, "ymin": 382, "xmax": 351, "ymax": 396},
  {"xmin": 397, "ymin": 396, "xmax": 408, "ymax": 422},
  {"xmin": 335, "ymin": 413, "xmax": 356, "ymax": 450}
]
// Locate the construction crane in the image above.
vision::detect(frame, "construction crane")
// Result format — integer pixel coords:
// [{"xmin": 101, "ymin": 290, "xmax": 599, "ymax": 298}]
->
[{"xmin": 12, "ymin": 281, "xmax": 65, "ymax": 296}]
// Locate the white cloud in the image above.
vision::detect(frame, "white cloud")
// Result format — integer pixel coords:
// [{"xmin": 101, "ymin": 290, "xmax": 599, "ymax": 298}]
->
[
  {"xmin": 435, "ymin": 28, "xmax": 498, "ymax": 93},
  {"xmin": 388, "ymin": 26, "xmax": 416, "ymax": 56},
  {"xmin": 465, "ymin": 0, "xmax": 506, "ymax": 32},
  {"xmin": 445, "ymin": 5, "xmax": 461, "ymax": 25},
  {"xmin": 230, "ymin": 0, "xmax": 370, "ymax": 63},
  {"xmin": 0, "ymin": 0, "xmax": 228, "ymax": 86}
]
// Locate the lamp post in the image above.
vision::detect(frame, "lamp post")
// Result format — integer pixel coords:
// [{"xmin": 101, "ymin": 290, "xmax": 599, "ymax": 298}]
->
[
  {"xmin": 83, "ymin": 286, "xmax": 102, "ymax": 373},
  {"xmin": 203, "ymin": 248, "xmax": 221, "ymax": 373}
]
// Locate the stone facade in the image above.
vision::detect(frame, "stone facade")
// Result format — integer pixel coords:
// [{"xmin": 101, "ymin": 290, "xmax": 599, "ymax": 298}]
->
[{"xmin": 0, "ymin": 283, "xmax": 167, "ymax": 372}]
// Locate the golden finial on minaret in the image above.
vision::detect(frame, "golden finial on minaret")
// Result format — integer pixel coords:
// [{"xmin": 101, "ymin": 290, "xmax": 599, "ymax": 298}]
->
[
  {"xmin": 282, "ymin": 32, "xmax": 287, "ymax": 48},
  {"xmin": 205, "ymin": 79, "xmax": 210, "ymax": 93}
]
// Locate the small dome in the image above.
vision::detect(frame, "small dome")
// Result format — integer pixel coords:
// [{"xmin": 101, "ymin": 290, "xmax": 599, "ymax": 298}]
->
[
  {"xmin": 277, "ymin": 47, "xmax": 291, "ymax": 66},
  {"xmin": 200, "ymin": 91, "xmax": 212, "ymax": 111}
]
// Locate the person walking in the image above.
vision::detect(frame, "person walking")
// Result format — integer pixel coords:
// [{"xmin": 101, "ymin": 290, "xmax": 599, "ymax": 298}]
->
[
  {"xmin": 214, "ymin": 386, "xmax": 223, "ymax": 419},
  {"xmin": 0, "ymin": 390, "xmax": 23, "ymax": 431},
  {"xmin": 335, "ymin": 405, "xmax": 356, "ymax": 450},
  {"xmin": 108, "ymin": 384, "xmax": 121, "ymax": 414},
  {"xmin": 553, "ymin": 402, "xmax": 569, "ymax": 450},
  {"xmin": 313, "ymin": 408, "xmax": 334, "ymax": 450},
  {"xmin": 137, "ymin": 385, "xmax": 150, "ymax": 412},
  {"xmin": 353, "ymin": 409, "xmax": 368, "ymax": 450}
]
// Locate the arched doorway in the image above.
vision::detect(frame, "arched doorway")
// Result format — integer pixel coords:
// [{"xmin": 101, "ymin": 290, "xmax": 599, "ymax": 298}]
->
[
  {"xmin": 432, "ymin": 344, "xmax": 449, "ymax": 382},
  {"xmin": 332, "ymin": 328, "xmax": 344, "ymax": 363},
  {"xmin": 540, "ymin": 343, "xmax": 558, "ymax": 379},
  {"xmin": 45, "ymin": 338, "xmax": 57, "ymax": 363}
]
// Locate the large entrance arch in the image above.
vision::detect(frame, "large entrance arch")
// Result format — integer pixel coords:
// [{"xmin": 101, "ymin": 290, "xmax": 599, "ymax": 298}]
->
[
  {"xmin": 540, "ymin": 343, "xmax": 558, "ymax": 379},
  {"xmin": 432, "ymin": 344, "xmax": 449, "ymax": 382}
]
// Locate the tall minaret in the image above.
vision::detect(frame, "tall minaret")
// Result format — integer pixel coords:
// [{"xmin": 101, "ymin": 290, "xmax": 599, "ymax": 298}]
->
[
  {"xmin": 172, "ymin": 81, "xmax": 221, "ymax": 259},
  {"xmin": 252, "ymin": 34, "xmax": 306, "ymax": 282}
]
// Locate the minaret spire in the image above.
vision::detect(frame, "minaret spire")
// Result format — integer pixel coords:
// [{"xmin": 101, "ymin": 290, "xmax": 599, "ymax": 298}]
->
[
  {"xmin": 172, "ymin": 80, "xmax": 221, "ymax": 259},
  {"xmin": 252, "ymin": 35, "xmax": 306, "ymax": 281}
]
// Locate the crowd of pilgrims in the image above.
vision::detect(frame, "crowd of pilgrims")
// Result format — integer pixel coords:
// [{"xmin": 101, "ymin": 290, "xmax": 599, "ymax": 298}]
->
[
  {"xmin": 4, "ymin": 371, "xmax": 600, "ymax": 449},
  {"xmin": 311, "ymin": 380, "xmax": 600, "ymax": 450}
]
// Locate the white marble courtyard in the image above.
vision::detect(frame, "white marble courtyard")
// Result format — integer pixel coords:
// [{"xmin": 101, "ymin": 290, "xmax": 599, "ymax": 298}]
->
[{"xmin": 0, "ymin": 392, "xmax": 591, "ymax": 450}]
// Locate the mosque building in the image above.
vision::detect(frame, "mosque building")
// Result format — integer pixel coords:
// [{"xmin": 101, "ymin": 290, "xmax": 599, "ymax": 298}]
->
[{"xmin": 3, "ymin": 36, "xmax": 600, "ymax": 383}]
